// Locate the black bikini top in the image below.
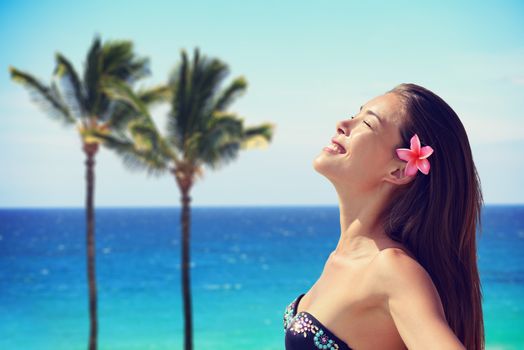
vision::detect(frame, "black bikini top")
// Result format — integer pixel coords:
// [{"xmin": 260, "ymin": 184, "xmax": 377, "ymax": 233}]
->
[{"xmin": 283, "ymin": 293, "xmax": 353, "ymax": 350}]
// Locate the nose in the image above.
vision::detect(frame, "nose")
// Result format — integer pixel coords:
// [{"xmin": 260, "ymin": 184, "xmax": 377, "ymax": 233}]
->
[{"xmin": 335, "ymin": 119, "xmax": 350, "ymax": 136}]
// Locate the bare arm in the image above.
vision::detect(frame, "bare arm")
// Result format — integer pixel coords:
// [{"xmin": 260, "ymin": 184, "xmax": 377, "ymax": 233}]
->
[{"xmin": 376, "ymin": 248, "xmax": 466, "ymax": 350}]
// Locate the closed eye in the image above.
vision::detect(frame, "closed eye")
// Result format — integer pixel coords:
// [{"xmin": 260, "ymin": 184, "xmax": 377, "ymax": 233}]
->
[{"xmin": 349, "ymin": 115, "xmax": 372, "ymax": 129}]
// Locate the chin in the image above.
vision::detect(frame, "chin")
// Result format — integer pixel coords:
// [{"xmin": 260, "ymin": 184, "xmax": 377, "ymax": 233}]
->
[
  {"xmin": 312, "ymin": 151, "xmax": 324, "ymax": 172},
  {"xmin": 312, "ymin": 151, "xmax": 334, "ymax": 177}
]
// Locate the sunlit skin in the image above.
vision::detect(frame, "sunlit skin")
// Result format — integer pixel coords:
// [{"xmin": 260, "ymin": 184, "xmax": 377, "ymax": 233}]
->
[{"xmin": 301, "ymin": 92, "xmax": 466, "ymax": 349}]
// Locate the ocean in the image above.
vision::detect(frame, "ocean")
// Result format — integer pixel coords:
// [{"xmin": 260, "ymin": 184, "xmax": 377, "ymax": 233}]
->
[{"xmin": 0, "ymin": 205, "xmax": 523, "ymax": 349}]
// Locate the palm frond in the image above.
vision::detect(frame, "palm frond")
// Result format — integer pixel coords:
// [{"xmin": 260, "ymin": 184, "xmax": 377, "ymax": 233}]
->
[
  {"xmin": 188, "ymin": 49, "xmax": 229, "ymax": 132},
  {"xmin": 84, "ymin": 36, "xmax": 102, "ymax": 116},
  {"xmin": 101, "ymin": 76, "xmax": 150, "ymax": 117},
  {"xmin": 208, "ymin": 112, "xmax": 244, "ymax": 134},
  {"xmin": 103, "ymin": 84, "xmax": 169, "ymax": 132},
  {"xmin": 54, "ymin": 52, "xmax": 86, "ymax": 117},
  {"xmin": 158, "ymin": 134, "xmax": 179, "ymax": 162},
  {"xmin": 165, "ymin": 47, "xmax": 277, "ymax": 174},
  {"xmin": 9, "ymin": 66, "xmax": 76, "ymax": 125},
  {"xmin": 83, "ymin": 35, "xmax": 152, "ymax": 120},
  {"xmin": 167, "ymin": 48, "xmax": 230, "ymax": 150},
  {"xmin": 128, "ymin": 118, "xmax": 160, "ymax": 152},
  {"xmin": 200, "ymin": 113, "xmax": 243, "ymax": 152},
  {"xmin": 99, "ymin": 78, "xmax": 180, "ymax": 167},
  {"xmin": 138, "ymin": 84, "xmax": 171, "ymax": 105},
  {"xmin": 213, "ymin": 76, "xmax": 247, "ymax": 111},
  {"xmin": 90, "ymin": 130, "xmax": 168, "ymax": 177},
  {"xmin": 202, "ymin": 140, "xmax": 241, "ymax": 171},
  {"xmin": 167, "ymin": 49, "xmax": 190, "ymax": 150},
  {"xmin": 240, "ymin": 122, "xmax": 276, "ymax": 149},
  {"xmin": 195, "ymin": 113, "xmax": 244, "ymax": 167},
  {"xmin": 101, "ymin": 39, "xmax": 150, "ymax": 83}
]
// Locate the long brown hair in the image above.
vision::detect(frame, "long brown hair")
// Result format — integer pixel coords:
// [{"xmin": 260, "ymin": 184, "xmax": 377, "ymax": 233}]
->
[{"xmin": 380, "ymin": 83, "xmax": 485, "ymax": 349}]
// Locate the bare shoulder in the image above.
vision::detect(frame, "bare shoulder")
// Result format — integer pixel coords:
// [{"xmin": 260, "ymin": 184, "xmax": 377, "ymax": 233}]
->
[
  {"xmin": 375, "ymin": 247, "xmax": 431, "ymax": 281},
  {"xmin": 370, "ymin": 248, "xmax": 466, "ymax": 349},
  {"xmin": 373, "ymin": 247, "xmax": 444, "ymax": 317}
]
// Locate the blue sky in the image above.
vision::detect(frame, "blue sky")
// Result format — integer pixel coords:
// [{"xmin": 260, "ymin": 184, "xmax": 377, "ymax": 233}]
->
[{"xmin": 1, "ymin": 0, "xmax": 523, "ymax": 207}]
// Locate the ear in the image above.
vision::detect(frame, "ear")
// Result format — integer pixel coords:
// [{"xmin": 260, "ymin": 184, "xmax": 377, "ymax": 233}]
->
[{"xmin": 383, "ymin": 160, "xmax": 416, "ymax": 186}]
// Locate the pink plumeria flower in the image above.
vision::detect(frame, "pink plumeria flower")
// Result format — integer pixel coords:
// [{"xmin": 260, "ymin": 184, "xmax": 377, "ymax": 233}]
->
[{"xmin": 395, "ymin": 134, "xmax": 434, "ymax": 176}]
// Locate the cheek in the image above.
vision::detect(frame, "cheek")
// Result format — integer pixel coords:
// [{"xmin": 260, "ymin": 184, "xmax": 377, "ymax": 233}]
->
[
  {"xmin": 346, "ymin": 137, "xmax": 387, "ymax": 175},
  {"xmin": 349, "ymin": 134, "xmax": 379, "ymax": 161}
]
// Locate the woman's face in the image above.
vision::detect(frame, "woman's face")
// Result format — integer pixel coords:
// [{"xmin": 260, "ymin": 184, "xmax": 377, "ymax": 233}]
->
[{"xmin": 313, "ymin": 92, "xmax": 408, "ymax": 192}]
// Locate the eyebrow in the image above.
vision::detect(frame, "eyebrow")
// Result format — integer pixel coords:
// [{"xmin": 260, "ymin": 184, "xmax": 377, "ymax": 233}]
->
[{"xmin": 360, "ymin": 105, "xmax": 383, "ymax": 124}]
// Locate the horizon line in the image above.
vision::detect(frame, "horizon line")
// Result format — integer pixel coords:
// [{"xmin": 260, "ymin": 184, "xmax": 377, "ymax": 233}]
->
[{"xmin": 0, "ymin": 203, "xmax": 522, "ymax": 210}]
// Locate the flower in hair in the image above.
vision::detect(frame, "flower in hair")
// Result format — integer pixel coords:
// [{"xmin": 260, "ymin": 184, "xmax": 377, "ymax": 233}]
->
[{"xmin": 395, "ymin": 134, "xmax": 434, "ymax": 176}]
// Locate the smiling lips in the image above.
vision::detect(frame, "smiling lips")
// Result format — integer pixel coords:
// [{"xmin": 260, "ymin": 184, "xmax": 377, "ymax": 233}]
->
[{"xmin": 325, "ymin": 138, "xmax": 347, "ymax": 154}]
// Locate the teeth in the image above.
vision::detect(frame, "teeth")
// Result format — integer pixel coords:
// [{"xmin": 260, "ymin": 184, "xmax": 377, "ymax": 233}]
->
[{"xmin": 328, "ymin": 142, "xmax": 344, "ymax": 153}]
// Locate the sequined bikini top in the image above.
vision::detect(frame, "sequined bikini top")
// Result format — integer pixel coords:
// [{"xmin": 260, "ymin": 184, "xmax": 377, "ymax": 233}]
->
[{"xmin": 283, "ymin": 293, "xmax": 353, "ymax": 350}]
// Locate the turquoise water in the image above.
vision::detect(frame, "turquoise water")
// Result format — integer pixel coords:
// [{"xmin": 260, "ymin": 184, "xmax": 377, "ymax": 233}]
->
[{"xmin": 1, "ymin": 205, "xmax": 523, "ymax": 349}]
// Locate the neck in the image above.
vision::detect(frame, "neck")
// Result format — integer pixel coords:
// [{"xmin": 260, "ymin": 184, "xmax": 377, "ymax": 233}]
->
[{"xmin": 332, "ymin": 185, "xmax": 392, "ymax": 261}]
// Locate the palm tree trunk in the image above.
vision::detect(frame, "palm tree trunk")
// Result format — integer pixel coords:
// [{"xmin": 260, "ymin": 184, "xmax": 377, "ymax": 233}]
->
[
  {"xmin": 84, "ymin": 142, "xmax": 99, "ymax": 350},
  {"xmin": 180, "ymin": 189, "xmax": 193, "ymax": 350}
]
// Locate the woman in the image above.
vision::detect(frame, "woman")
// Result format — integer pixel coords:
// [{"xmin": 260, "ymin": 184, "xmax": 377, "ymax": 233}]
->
[{"xmin": 283, "ymin": 83, "xmax": 484, "ymax": 350}]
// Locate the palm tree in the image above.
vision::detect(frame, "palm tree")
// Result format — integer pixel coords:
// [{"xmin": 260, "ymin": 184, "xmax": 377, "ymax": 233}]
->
[
  {"xmin": 92, "ymin": 47, "xmax": 275, "ymax": 350},
  {"xmin": 9, "ymin": 35, "xmax": 167, "ymax": 350}
]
